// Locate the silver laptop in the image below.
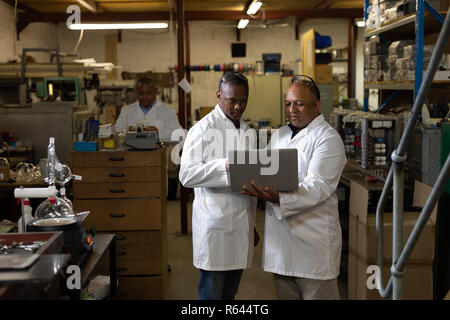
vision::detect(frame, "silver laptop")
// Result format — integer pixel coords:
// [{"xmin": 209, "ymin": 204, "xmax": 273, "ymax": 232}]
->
[{"xmin": 229, "ymin": 149, "xmax": 298, "ymax": 192}]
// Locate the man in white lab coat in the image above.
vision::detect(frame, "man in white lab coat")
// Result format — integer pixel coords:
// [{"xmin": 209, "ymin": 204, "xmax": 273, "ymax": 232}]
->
[
  {"xmin": 242, "ymin": 75, "xmax": 346, "ymax": 300},
  {"xmin": 114, "ymin": 77, "xmax": 181, "ymax": 142},
  {"xmin": 179, "ymin": 72, "xmax": 257, "ymax": 300}
]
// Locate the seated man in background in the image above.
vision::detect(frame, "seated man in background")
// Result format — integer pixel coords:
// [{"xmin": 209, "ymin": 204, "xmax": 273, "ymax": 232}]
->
[{"xmin": 114, "ymin": 77, "xmax": 181, "ymax": 142}]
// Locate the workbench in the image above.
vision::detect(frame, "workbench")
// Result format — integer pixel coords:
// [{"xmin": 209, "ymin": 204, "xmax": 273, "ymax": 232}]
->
[
  {"xmin": 68, "ymin": 233, "xmax": 117, "ymax": 300},
  {"xmin": 0, "ymin": 232, "xmax": 116, "ymax": 300}
]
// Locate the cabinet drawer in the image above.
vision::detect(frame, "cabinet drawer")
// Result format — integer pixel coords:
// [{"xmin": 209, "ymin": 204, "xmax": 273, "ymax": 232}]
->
[
  {"xmin": 73, "ymin": 182, "xmax": 161, "ymax": 199},
  {"xmin": 112, "ymin": 231, "xmax": 163, "ymax": 244},
  {"xmin": 116, "ymin": 276, "xmax": 164, "ymax": 300},
  {"xmin": 97, "ymin": 259, "xmax": 163, "ymax": 276},
  {"xmin": 77, "ymin": 200, "xmax": 162, "ymax": 230},
  {"xmin": 73, "ymin": 167, "xmax": 161, "ymax": 183},
  {"xmin": 115, "ymin": 243, "xmax": 162, "ymax": 261},
  {"xmin": 70, "ymin": 150, "xmax": 162, "ymax": 167}
]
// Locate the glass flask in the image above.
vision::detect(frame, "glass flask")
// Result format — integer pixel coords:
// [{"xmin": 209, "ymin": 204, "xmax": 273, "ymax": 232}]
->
[{"xmin": 34, "ymin": 195, "xmax": 74, "ymax": 220}]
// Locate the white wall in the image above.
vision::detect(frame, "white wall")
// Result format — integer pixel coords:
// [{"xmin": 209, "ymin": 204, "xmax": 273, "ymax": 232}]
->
[{"xmin": 0, "ymin": 1, "xmax": 58, "ymax": 63}]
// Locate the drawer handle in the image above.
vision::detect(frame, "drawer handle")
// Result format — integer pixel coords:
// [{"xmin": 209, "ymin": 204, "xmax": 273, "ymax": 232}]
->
[
  {"xmin": 116, "ymin": 235, "xmax": 126, "ymax": 241},
  {"xmin": 117, "ymin": 267, "xmax": 127, "ymax": 272},
  {"xmin": 117, "ymin": 251, "xmax": 127, "ymax": 256},
  {"xmin": 109, "ymin": 173, "xmax": 125, "ymax": 178},
  {"xmin": 109, "ymin": 157, "xmax": 124, "ymax": 161},
  {"xmin": 110, "ymin": 213, "xmax": 125, "ymax": 218},
  {"xmin": 110, "ymin": 189, "xmax": 125, "ymax": 193}
]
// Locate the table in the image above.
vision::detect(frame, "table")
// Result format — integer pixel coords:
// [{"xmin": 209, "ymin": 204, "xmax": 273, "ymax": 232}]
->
[
  {"xmin": 69, "ymin": 233, "xmax": 116, "ymax": 300},
  {"xmin": 0, "ymin": 254, "xmax": 71, "ymax": 299}
]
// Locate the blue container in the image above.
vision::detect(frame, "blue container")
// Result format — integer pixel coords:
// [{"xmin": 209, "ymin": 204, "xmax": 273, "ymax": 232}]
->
[
  {"xmin": 315, "ymin": 32, "xmax": 332, "ymax": 49},
  {"xmin": 73, "ymin": 141, "xmax": 97, "ymax": 151},
  {"xmin": 262, "ymin": 53, "xmax": 282, "ymax": 73}
]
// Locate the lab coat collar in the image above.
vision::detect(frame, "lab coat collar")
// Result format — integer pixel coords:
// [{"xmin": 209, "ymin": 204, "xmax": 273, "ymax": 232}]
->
[
  {"xmin": 139, "ymin": 100, "xmax": 157, "ymax": 114},
  {"xmin": 290, "ymin": 114, "xmax": 324, "ymax": 139},
  {"xmin": 135, "ymin": 99, "xmax": 161, "ymax": 116},
  {"xmin": 214, "ymin": 104, "xmax": 245, "ymax": 130}
]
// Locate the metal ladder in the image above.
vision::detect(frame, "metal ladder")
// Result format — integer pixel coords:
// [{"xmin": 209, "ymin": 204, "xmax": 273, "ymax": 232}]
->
[{"xmin": 375, "ymin": 7, "xmax": 450, "ymax": 300}]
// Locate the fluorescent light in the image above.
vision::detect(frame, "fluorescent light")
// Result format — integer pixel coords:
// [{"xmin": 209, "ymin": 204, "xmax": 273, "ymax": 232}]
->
[
  {"xmin": 69, "ymin": 22, "xmax": 168, "ymax": 30},
  {"xmin": 247, "ymin": 1, "xmax": 262, "ymax": 15},
  {"xmin": 356, "ymin": 20, "xmax": 365, "ymax": 27},
  {"xmin": 237, "ymin": 19, "xmax": 249, "ymax": 29}
]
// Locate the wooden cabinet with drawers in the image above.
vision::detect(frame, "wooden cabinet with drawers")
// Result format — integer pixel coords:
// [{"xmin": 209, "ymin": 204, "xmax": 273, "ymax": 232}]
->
[{"xmin": 69, "ymin": 149, "xmax": 167, "ymax": 299}]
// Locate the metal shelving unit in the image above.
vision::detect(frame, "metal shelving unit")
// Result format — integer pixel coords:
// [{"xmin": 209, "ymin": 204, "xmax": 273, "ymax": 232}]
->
[{"xmin": 363, "ymin": 0, "xmax": 446, "ymax": 112}]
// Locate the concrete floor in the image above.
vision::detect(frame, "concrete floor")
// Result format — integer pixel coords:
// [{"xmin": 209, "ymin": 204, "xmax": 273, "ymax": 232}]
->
[{"xmin": 165, "ymin": 197, "xmax": 348, "ymax": 300}]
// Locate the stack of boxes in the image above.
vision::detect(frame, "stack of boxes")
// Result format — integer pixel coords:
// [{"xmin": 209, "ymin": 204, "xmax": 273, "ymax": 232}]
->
[
  {"xmin": 364, "ymin": 37, "xmax": 389, "ymax": 82},
  {"xmin": 389, "ymin": 42, "xmax": 434, "ymax": 81},
  {"xmin": 348, "ymin": 180, "xmax": 436, "ymax": 300},
  {"xmin": 366, "ymin": 0, "xmax": 439, "ymax": 30},
  {"xmin": 364, "ymin": 39, "xmax": 435, "ymax": 82}
]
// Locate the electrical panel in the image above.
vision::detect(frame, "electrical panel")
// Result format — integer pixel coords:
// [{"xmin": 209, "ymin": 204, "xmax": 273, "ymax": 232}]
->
[
  {"xmin": 330, "ymin": 109, "xmax": 403, "ymax": 170},
  {"xmin": 360, "ymin": 116, "xmax": 402, "ymax": 169}
]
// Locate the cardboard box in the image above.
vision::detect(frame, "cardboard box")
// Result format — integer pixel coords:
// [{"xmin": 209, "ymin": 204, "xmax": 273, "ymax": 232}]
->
[
  {"xmin": 348, "ymin": 180, "xmax": 437, "ymax": 300},
  {"xmin": 0, "ymin": 165, "xmax": 10, "ymax": 182},
  {"xmin": 348, "ymin": 213, "xmax": 435, "ymax": 264},
  {"xmin": 315, "ymin": 64, "xmax": 333, "ymax": 84},
  {"xmin": 348, "ymin": 252, "xmax": 433, "ymax": 300}
]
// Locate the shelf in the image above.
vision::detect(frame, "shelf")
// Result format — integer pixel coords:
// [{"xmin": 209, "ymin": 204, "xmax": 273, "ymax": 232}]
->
[
  {"xmin": 365, "ymin": 13, "xmax": 416, "ymax": 38},
  {"xmin": 365, "ymin": 80, "xmax": 450, "ymax": 90},
  {"xmin": 365, "ymin": 11, "xmax": 445, "ymax": 40},
  {"xmin": 364, "ymin": 81, "xmax": 414, "ymax": 90}
]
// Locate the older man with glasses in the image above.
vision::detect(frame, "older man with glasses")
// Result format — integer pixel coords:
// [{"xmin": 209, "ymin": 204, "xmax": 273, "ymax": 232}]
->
[
  {"xmin": 179, "ymin": 72, "xmax": 257, "ymax": 300},
  {"xmin": 242, "ymin": 75, "xmax": 347, "ymax": 300}
]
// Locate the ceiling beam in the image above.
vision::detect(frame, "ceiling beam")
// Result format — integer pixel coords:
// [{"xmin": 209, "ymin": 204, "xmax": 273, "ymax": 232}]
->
[
  {"xmin": 314, "ymin": 0, "xmax": 339, "ymax": 10},
  {"xmin": 17, "ymin": 9, "xmax": 363, "ymax": 29},
  {"xmin": 77, "ymin": 0, "xmax": 98, "ymax": 13},
  {"xmin": 187, "ymin": 9, "xmax": 362, "ymax": 20}
]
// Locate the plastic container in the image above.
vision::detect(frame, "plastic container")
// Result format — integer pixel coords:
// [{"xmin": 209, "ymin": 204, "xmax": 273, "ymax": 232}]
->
[
  {"xmin": 18, "ymin": 198, "xmax": 33, "ymax": 232},
  {"xmin": 73, "ymin": 141, "xmax": 97, "ymax": 151}
]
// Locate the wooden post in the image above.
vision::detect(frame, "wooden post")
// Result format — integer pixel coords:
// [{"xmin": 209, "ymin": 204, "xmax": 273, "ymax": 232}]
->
[
  {"xmin": 177, "ymin": 0, "xmax": 189, "ymax": 235},
  {"xmin": 347, "ymin": 18, "xmax": 355, "ymax": 98}
]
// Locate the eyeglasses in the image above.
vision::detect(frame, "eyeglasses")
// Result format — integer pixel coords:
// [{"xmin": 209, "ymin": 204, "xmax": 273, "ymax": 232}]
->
[
  {"xmin": 290, "ymin": 75, "xmax": 320, "ymax": 101},
  {"xmin": 219, "ymin": 72, "xmax": 248, "ymax": 90}
]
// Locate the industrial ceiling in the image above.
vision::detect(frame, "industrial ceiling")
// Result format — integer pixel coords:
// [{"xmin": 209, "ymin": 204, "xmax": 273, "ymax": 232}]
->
[{"xmin": 7, "ymin": 0, "xmax": 364, "ymax": 13}]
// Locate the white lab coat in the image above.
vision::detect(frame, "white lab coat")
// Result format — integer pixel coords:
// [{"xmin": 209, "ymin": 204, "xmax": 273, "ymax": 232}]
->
[
  {"xmin": 179, "ymin": 104, "xmax": 257, "ymax": 271},
  {"xmin": 263, "ymin": 114, "xmax": 346, "ymax": 280},
  {"xmin": 114, "ymin": 100, "xmax": 181, "ymax": 142}
]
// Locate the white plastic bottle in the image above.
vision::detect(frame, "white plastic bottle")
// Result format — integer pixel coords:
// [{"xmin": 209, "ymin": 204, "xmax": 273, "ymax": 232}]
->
[{"xmin": 18, "ymin": 198, "xmax": 33, "ymax": 232}]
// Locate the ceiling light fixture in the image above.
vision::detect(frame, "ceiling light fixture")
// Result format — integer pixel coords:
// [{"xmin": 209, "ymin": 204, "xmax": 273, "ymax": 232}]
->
[
  {"xmin": 69, "ymin": 22, "xmax": 169, "ymax": 30},
  {"xmin": 237, "ymin": 19, "xmax": 249, "ymax": 29},
  {"xmin": 246, "ymin": 1, "xmax": 262, "ymax": 15}
]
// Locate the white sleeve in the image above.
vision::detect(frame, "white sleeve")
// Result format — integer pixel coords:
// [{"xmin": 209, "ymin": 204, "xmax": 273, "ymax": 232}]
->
[
  {"xmin": 179, "ymin": 125, "xmax": 229, "ymax": 188},
  {"xmin": 273, "ymin": 133, "xmax": 346, "ymax": 219},
  {"xmin": 114, "ymin": 107, "xmax": 127, "ymax": 133},
  {"xmin": 159, "ymin": 107, "xmax": 182, "ymax": 142}
]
